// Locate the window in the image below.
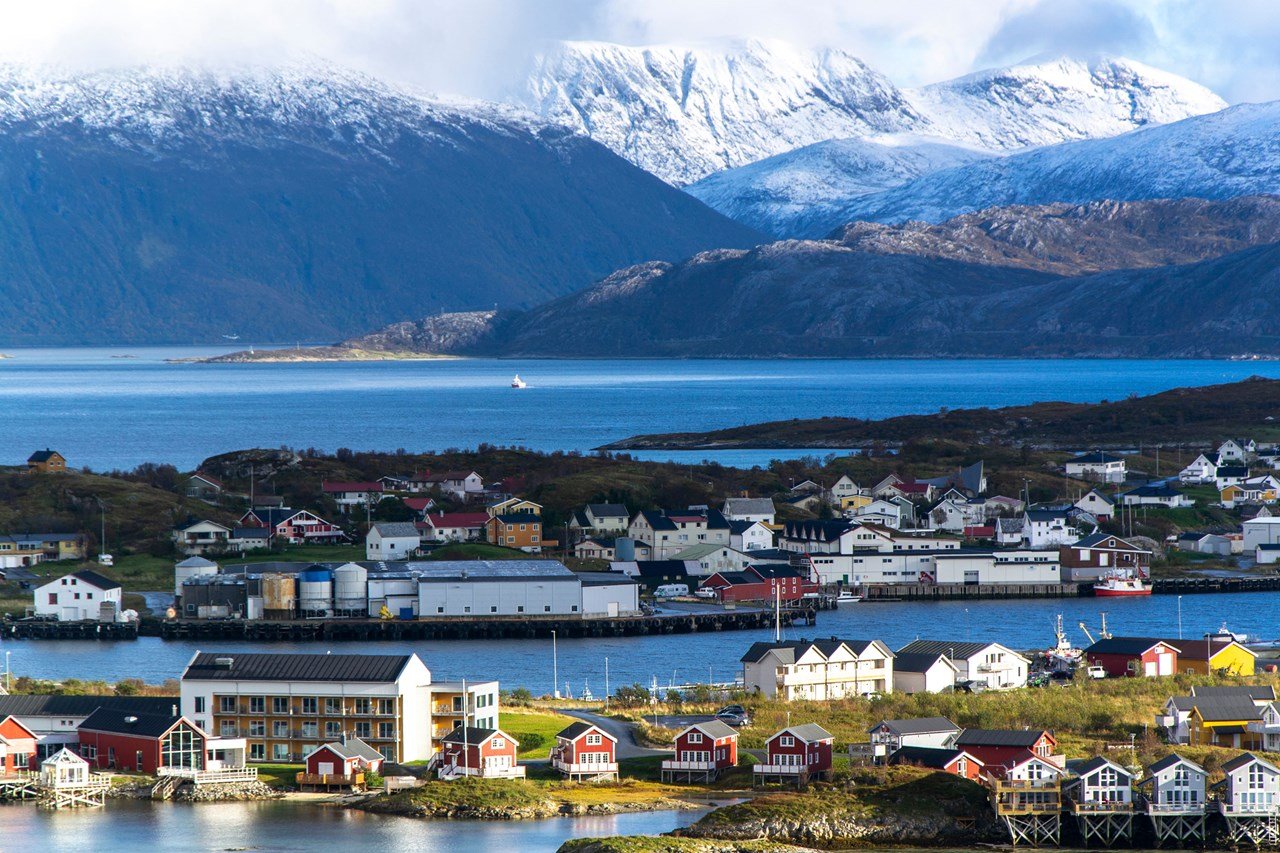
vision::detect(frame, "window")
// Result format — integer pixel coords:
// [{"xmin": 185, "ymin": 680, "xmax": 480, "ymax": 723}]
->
[
  {"xmin": 219, "ymin": 696, "xmax": 237, "ymax": 713},
  {"xmin": 161, "ymin": 725, "xmax": 203, "ymax": 770},
  {"xmin": 326, "ymin": 722, "xmax": 342, "ymax": 738},
  {"xmin": 272, "ymin": 697, "xmax": 289, "ymax": 714},
  {"xmin": 300, "ymin": 722, "xmax": 318, "ymax": 738},
  {"xmin": 220, "ymin": 721, "xmax": 237, "ymax": 737},
  {"xmin": 586, "ymin": 734, "xmax": 602, "ymax": 746},
  {"xmin": 492, "ymin": 737, "xmax": 506, "ymax": 749},
  {"xmin": 249, "ymin": 721, "xmax": 265, "ymax": 737},
  {"xmin": 14, "ymin": 753, "xmax": 27, "ymax": 769},
  {"xmin": 379, "ymin": 722, "xmax": 395, "ymax": 739},
  {"xmin": 324, "ymin": 698, "xmax": 342, "ymax": 715},
  {"xmin": 688, "ymin": 732, "xmax": 703, "ymax": 744},
  {"xmin": 249, "ymin": 697, "xmax": 265, "ymax": 714},
  {"xmin": 272, "ymin": 721, "xmax": 289, "ymax": 737},
  {"xmin": 544, "ymin": 605, "xmax": 551, "ymax": 613},
  {"xmin": 80, "ymin": 745, "xmax": 96, "ymax": 761},
  {"xmin": 301, "ymin": 697, "xmax": 318, "ymax": 715},
  {"xmin": 194, "ymin": 697, "xmax": 206, "ymax": 714},
  {"xmin": 48, "ymin": 593, "xmax": 57, "ymax": 605},
  {"xmin": 250, "ymin": 743, "xmax": 265, "ymax": 761},
  {"xmin": 272, "ymin": 744, "xmax": 290, "ymax": 761},
  {"xmin": 354, "ymin": 698, "xmax": 371, "ymax": 715},
  {"xmin": 355, "ymin": 722, "xmax": 371, "ymax": 738},
  {"xmin": 779, "ymin": 735, "xmax": 795, "ymax": 747}
]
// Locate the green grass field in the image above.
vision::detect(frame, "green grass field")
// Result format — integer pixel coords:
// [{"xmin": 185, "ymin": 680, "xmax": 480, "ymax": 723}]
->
[{"xmin": 500, "ymin": 709, "xmax": 572, "ymax": 759}]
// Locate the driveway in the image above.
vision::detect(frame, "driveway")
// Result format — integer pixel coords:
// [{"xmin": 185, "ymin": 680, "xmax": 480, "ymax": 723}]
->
[{"xmin": 561, "ymin": 709, "xmax": 670, "ymax": 760}]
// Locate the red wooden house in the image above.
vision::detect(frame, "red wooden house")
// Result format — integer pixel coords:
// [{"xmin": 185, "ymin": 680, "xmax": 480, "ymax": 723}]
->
[
  {"xmin": 0, "ymin": 716, "xmax": 38, "ymax": 775},
  {"xmin": 1084, "ymin": 637, "xmax": 1179, "ymax": 678},
  {"xmin": 550, "ymin": 722, "xmax": 618, "ymax": 781},
  {"xmin": 887, "ymin": 746, "xmax": 984, "ymax": 781},
  {"xmin": 77, "ymin": 709, "xmax": 207, "ymax": 774},
  {"xmin": 238, "ymin": 507, "xmax": 345, "ymax": 544},
  {"xmin": 437, "ymin": 726, "xmax": 525, "ymax": 780},
  {"xmin": 298, "ymin": 737, "xmax": 385, "ymax": 790},
  {"xmin": 949, "ymin": 729, "xmax": 1057, "ymax": 769},
  {"xmin": 700, "ymin": 565, "xmax": 818, "ymax": 603},
  {"xmin": 661, "ymin": 720, "xmax": 739, "ymax": 783},
  {"xmin": 752, "ymin": 723, "xmax": 834, "ymax": 786}
]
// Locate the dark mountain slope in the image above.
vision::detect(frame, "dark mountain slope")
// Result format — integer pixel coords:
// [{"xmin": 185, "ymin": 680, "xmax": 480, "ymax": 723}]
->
[{"xmin": 0, "ymin": 65, "xmax": 762, "ymax": 345}]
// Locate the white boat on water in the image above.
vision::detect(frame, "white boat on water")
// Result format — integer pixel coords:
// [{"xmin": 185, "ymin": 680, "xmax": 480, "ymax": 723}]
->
[
  {"xmin": 511, "ymin": 375, "xmax": 527, "ymax": 389},
  {"xmin": 1212, "ymin": 621, "xmax": 1251, "ymax": 644},
  {"xmin": 835, "ymin": 590, "xmax": 862, "ymax": 605}
]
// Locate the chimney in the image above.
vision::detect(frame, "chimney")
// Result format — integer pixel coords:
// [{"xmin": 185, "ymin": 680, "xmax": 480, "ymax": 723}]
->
[{"xmin": 172, "ymin": 704, "xmax": 178, "ymax": 716}]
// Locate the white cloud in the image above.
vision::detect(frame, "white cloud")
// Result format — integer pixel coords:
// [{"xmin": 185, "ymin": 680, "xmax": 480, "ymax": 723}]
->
[{"xmin": 0, "ymin": 0, "xmax": 1275, "ymax": 103}]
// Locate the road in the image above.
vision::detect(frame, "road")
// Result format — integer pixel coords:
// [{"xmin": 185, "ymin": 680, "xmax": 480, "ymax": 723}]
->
[{"xmin": 561, "ymin": 709, "xmax": 670, "ymax": 760}]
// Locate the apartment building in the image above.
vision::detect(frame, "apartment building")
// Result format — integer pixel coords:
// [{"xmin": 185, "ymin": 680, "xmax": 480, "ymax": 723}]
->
[
  {"xmin": 180, "ymin": 652, "xmax": 433, "ymax": 763},
  {"xmin": 740, "ymin": 638, "xmax": 894, "ymax": 700}
]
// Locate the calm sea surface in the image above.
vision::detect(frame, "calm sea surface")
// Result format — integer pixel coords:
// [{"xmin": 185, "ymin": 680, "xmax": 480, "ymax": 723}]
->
[
  {"xmin": 2, "ymin": 347, "xmax": 1279, "ymax": 470},
  {"xmin": 5, "ymin": 591, "xmax": 1275, "ymax": 689}
]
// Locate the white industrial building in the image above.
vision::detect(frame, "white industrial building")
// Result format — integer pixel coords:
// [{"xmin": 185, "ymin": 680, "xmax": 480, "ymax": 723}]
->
[
  {"xmin": 416, "ymin": 560, "xmax": 583, "ymax": 617},
  {"xmin": 1244, "ymin": 517, "xmax": 1280, "ymax": 551},
  {"xmin": 578, "ymin": 573, "xmax": 641, "ymax": 616},
  {"xmin": 366, "ymin": 522, "xmax": 421, "ymax": 561},
  {"xmin": 931, "ymin": 549, "xmax": 1061, "ymax": 585},
  {"xmin": 33, "ymin": 571, "xmax": 123, "ymax": 621}
]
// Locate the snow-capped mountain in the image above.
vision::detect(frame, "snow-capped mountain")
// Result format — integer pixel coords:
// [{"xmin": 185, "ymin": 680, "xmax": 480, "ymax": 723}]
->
[
  {"xmin": 0, "ymin": 62, "xmax": 760, "ymax": 345},
  {"xmin": 526, "ymin": 39, "xmax": 922, "ymax": 186},
  {"xmin": 524, "ymin": 41, "xmax": 1227, "ymax": 186},
  {"xmin": 837, "ymin": 100, "xmax": 1280, "ymax": 224},
  {"xmin": 686, "ymin": 136, "xmax": 992, "ymax": 237},
  {"xmin": 905, "ymin": 55, "xmax": 1226, "ymax": 152}
]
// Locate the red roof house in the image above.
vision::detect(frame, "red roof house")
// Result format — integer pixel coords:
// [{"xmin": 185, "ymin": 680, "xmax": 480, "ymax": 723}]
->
[
  {"xmin": 437, "ymin": 726, "xmax": 525, "ymax": 780},
  {"xmin": 887, "ymin": 746, "xmax": 984, "ymax": 780},
  {"xmin": 77, "ymin": 709, "xmax": 208, "ymax": 775},
  {"xmin": 550, "ymin": 722, "xmax": 618, "ymax": 781},
  {"xmin": 752, "ymin": 723, "xmax": 834, "ymax": 786},
  {"xmin": 950, "ymin": 729, "xmax": 1057, "ymax": 769},
  {"xmin": 661, "ymin": 720, "xmax": 739, "ymax": 783},
  {"xmin": 299, "ymin": 737, "xmax": 385, "ymax": 790},
  {"xmin": 0, "ymin": 716, "xmax": 38, "ymax": 775}
]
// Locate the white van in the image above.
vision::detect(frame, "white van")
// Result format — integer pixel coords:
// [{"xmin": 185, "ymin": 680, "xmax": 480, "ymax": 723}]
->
[{"xmin": 654, "ymin": 583, "xmax": 689, "ymax": 598}]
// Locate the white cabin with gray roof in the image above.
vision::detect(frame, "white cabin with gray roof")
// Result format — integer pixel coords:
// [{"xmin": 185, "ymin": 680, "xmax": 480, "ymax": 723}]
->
[
  {"xmin": 1219, "ymin": 753, "xmax": 1280, "ymax": 814},
  {"xmin": 1067, "ymin": 756, "xmax": 1134, "ymax": 806},
  {"xmin": 897, "ymin": 640, "xmax": 1028, "ymax": 690},
  {"xmin": 366, "ymin": 522, "xmax": 421, "ymax": 561},
  {"xmin": 722, "ymin": 497, "xmax": 775, "ymax": 525},
  {"xmin": 867, "ymin": 717, "xmax": 960, "ymax": 759},
  {"xmin": 1143, "ymin": 754, "xmax": 1206, "ymax": 811}
]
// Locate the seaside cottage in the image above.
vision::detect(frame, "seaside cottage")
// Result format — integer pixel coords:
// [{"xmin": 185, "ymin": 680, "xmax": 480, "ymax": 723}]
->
[
  {"xmin": 887, "ymin": 746, "xmax": 983, "ymax": 780},
  {"xmin": 0, "ymin": 716, "xmax": 38, "ymax": 775},
  {"xmin": 1084, "ymin": 637, "xmax": 1179, "ymax": 678},
  {"xmin": 661, "ymin": 721, "xmax": 738, "ymax": 783},
  {"xmin": 1066, "ymin": 756, "xmax": 1134, "ymax": 806},
  {"xmin": 550, "ymin": 722, "xmax": 618, "ymax": 782},
  {"xmin": 299, "ymin": 737, "xmax": 384, "ymax": 790},
  {"xmin": 76, "ymin": 709, "xmax": 208, "ymax": 775},
  {"xmin": 868, "ymin": 717, "xmax": 961, "ymax": 760},
  {"xmin": 437, "ymin": 726, "xmax": 524, "ymax": 780},
  {"xmin": 950, "ymin": 729, "xmax": 1057, "ymax": 769},
  {"xmin": 33, "ymin": 571, "xmax": 122, "ymax": 622},
  {"xmin": 1142, "ymin": 754, "xmax": 1206, "ymax": 811},
  {"xmin": 752, "ymin": 723, "xmax": 834, "ymax": 787},
  {"xmin": 1218, "ymin": 753, "xmax": 1280, "ymax": 814}
]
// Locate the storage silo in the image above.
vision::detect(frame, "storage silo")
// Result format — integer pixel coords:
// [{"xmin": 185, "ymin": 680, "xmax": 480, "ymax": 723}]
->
[
  {"xmin": 297, "ymin": 566, "xmax": 333, "ymax": 618},
  {"xmin": 260, "ymin": 573, "xmax": 297, "ymax": 620},
  {"xmin": 333, "ymin": 562, "xmax": 369, "ymax": 617}
]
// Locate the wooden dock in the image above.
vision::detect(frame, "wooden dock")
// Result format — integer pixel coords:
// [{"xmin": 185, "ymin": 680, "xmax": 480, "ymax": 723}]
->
[
  {"xmin": 3, "ymin": 620, "xmax": 139, "ymax": 640},
  {"xmin": 154, "ymin": 606, "xmax": 817, "ymax": 642},
  {"xmin": 865, "ymin": 583, "xmax": 1086, "ymax": 601}
]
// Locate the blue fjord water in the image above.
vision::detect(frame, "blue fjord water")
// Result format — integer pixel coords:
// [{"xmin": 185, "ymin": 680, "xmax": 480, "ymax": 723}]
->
[{"xmin": 2, "ymin": 346, "xmax": 1278, "ymax": 470}]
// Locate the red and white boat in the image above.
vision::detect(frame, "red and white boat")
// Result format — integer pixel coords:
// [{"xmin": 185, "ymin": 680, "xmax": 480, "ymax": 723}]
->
[{"xmin": 1093, "ymin": 570, "xmax": 1151, "ymax": 597}]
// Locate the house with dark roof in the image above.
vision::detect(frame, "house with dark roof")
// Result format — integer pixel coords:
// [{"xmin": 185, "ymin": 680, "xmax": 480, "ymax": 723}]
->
[
  {"xmin": 1119, "ymin": 483, "xmax": 1193, "ymax": 509},
  {"xmin": 1065, "ymin": 756, "xmax": 1134, "ymax": 810},
  {"xmin": 26, "ymin": 449, "xmax": 66, "ymax": 474},
  {"xmin": 890, "ymin": 652, "xmax": 960, "ymax": 695},
  {"xmin": 1157, "ymin": 637, "xmax": 1256, "ymax": 676},
  {"xmin": 179, "ymin": 652, "xmax": 433, "ymax": 763},
  {"xmin": 896, "ymin": 640, "xmax": 1029, "ymax": 690},
  {"xmin": 754, "ymin": 724, "xmax": 834, "ymax": 786},
  {"xmin": 299, "ymin": 737, "xmax": 385, "ymax": 790},
  {"xmin": 438, "ymin": 726, "xmax": 524, "ymax": 780},
  {"xmin": 573, "ymin": 537, "xmax": 653, "ymax": 561},
  {"xmin": 238, "ymin": 507, "xmax": 345, "ymax": 544},
  {"xmin": 172, "ymin": 518, "xmax": 234, "ymax": 555},
  {"xmin": 948, "ymin": 729, "xmax": 1057, "ymax": 769},
  {"xmin": 722, "ymin": 497, "xmax": 776, "ymax": 525},
  {"xmin": 322, "ymin": 481, "xmax": 385, "ymax": 513},
  {"xmin": 0, "ymin": 695, "xmax": 175, "ymax": 758},
  {"xmin": 184, "ymin": 472, "xmax": 225, "ymax": 503},
  {"xmin": 662, "ymin": 720, "xmax": 738, "ymax": 783},
  {"xmin": 77, "ymin": 709, "xmax": 210, "ymax": 775},
  {"xmin": 1219, "ymin": 753, "xmax": 1280, "ymax": 813},
  {"xmin": 742, "ymin": 638, "xmax": 894, "ymax": 700},
  {"xmin": 887, "ymin": 746, "xmax": 983, "ymax": 780},
  {"xmin": 627, "ymin": 508, "xmax": 732, "ymax": 559},
  {"xmin": 1065, "ymin": 451, "xmax": 1126, "ymax": 484},
  {"xmin": 1140, "ymin": 754, "xmax": 1206, "ymax": 811},
  {"xmin": 33, "ymin": 570, "xmax": 123, "ymax": 622},
  {"xmin": 868, "ymin": 717, "xmax": 960, "ymax": 757},
  {"xmin": 570, "ymin": 504, "xmax": 631, "ymax": 535},
  {"xmin": 1059, "ymin": 533, "xmax": 1152, "ymax": 582},
  {"xmin": 550, "ymin": 722, "xmax": 617, "ymax": 781},
  {"xmin": 1083, "ymin": 637, "xmax": 1179, "ymax": 678}
]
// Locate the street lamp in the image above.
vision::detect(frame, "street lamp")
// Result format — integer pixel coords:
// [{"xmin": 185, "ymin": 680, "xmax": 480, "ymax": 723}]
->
[
  {"xmin": 1177, "ymin": 596, "xmax": 1183, "ymax": 640},
  {"xmin": 552, "ymin": 630, "xmax": 559, "ymax": 699}
]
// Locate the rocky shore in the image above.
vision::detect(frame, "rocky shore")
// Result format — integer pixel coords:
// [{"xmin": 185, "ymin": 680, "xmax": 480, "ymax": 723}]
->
[
  {"xmin": 357, "ymin": 790, "xmax": 696, "ymax": 821},
  {"xmin": 561, "ymin": 840, "xmax": 815, "ymax": 853},
  {"xmin": 105, "ymin": 778, "xmax": 282, "ymax": 802}
]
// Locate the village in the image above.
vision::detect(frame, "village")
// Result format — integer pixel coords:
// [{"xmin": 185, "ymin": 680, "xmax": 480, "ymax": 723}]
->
[{"xmin": 9, "ymin": 441, "xmax": 1280, "ymax": 847}]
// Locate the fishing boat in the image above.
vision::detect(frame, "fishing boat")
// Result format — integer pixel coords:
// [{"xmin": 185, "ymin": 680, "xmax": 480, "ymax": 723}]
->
[
  {"xmin": 1211, "ymin": 621, "xmax": 1251, "ymax": 643},
  {"xmin": 511, "ymin": 374, "xmax": 527, "ymax": 389},
  {"xmin": 1093, "ymin": 570, "xmax": 1151, "ymax": 597},
  {"xmin": 835, "ymin": 589, "xmax": 862, "ymax": 605}
]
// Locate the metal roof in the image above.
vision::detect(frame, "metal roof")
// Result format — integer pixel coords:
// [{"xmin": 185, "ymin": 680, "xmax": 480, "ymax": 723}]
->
[
  {"xmin": 0, "ymin": 695, "xmax": 175, "ymax": 718},
  {"xmin": 888, "ymin": 746, "xmax": 971, "ymax": 770},
  {"xmin": 890, "ymin": 653, "xmax": 956, "ymax": 674},
  {"xmin": 870, "ymin": 717, "xmax": 960, "ymax": 736},
  {"xmin": 1085, "ymin": 637, "xmax": 1177, "ymax": 656},
  {"xmin": 78, "ymin": 708, "xmax": 187, "ymax": 738},
  {"xmin": 776, "ymin": 723, "xmax": 833, "ymax": 743},
  {"xmin": 897, "ymin": 639, "xmax": 1025, "ymax": 662},
  {"xmin": 954, "ymin": 729, "xmax": 1048, "ymax": 748},
  {"xmin": 683, "ymin": 719, "xmax": 738, "ymax": 740},
  {"xmin": 1192, "ymin": 685, "xmax": 1275, "ymax": 700},
  {"xmin": 408, "ymin": 560, "xmax": 576, "ymax": 582},
  {"xmin": 557, "ymin": 721, "xmax": 615, "ymax": 742},
  {"xmin": 183, "ymin": 652, "xmax": 416, "ymax": 683}
]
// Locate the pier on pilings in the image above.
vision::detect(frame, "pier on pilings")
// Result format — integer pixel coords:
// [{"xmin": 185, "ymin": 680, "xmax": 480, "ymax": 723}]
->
[
  {"xmin": 1069, "ymin": 804, "xmax": 1135, "ymax": 847},
  {"xmin": 1145, "ymin": 804, "xmax": 1209, "ymax": 848}
]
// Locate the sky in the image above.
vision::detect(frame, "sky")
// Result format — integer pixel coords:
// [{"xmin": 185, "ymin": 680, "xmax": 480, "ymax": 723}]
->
[{"xmin": 0, "ymin": 0, "xmax": 1276, "ymax": 104}]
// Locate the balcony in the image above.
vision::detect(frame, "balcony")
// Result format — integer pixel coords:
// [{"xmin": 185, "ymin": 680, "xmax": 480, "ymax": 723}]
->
[
  {"xmin": 1147, "ymin": 801, "xmax": 1205, "ymax": 815},
  {"xmin": 1070, "ymin": 799, "xmax": 1134, "ymax": 813},
  {"xmin": 437, "ymin": 764, "xmax": 525, "ymax": 781},
  {"xmin": 552, "ymin": 759, "xmax": 618, "ymax": 777},
  {"xmin": 661, "ymin": 759, "xmax": 715, "ymax": 772},
  {"xmin": 752, "ymin": 762, "xmax": 808, "ymax": 776},
  {"xmin": 976, "ymin": 660, "xmax": 1017, "ymax": 673},
  {"xmin": 989, "ymin": 777, "xmax": 1061, "ymax": 791},
  {"xmin": 1219, "ymin": 801, "xmax": 1279, "ymax": 816}
]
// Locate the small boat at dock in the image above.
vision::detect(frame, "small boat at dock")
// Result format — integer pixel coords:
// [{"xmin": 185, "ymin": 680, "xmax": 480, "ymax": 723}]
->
[{"xmin": 1093, "ymin": 570, "xmax": 1151, "ymax": 597}]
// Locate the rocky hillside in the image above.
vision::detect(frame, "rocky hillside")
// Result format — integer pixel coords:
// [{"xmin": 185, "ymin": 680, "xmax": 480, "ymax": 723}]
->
[{"xmin": 0, "ymin": 62, "xmax": 761, "ymax": 345}]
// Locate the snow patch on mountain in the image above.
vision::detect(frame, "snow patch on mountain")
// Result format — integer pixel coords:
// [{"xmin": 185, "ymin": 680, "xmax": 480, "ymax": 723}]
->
[{"xmin": 685, "ymin": 135, "xmax": 993, "ymax": 237}]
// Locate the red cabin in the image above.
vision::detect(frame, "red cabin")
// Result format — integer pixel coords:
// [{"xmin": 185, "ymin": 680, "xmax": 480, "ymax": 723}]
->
[
  {"xmin": 950, "ymin": 729, "xmax": 1056, "ymax": 769},
  {"xmin": 551, "ymin": 722, "xmax": 618, "ymax": 781},
  {"xmin": 299, "ymin": 737, "xmax": 384, "ymax": 790},
  {"xmin": 887, "ymin": 746, "xmax": 984, "ymax": 780},
  {"xmin": 437, "ymin": 726, "xmax": 525, "ymax": 780},
  {"xmin": 0, "ymin": 716, "xmax": 38, "ymax": 775},
  {"xmin": 753, "ymin": 723, "xmax": 834, "ymax": 786},
  {"xmin": 1084, "ymin": 637, "xmax": 1179, "ymax": 678},
  {"xmin": 701, "ymin": 565, "xmax": 819, "ymax": 603},
  {"xmin": 77, "ymin": 709, "xmax": 207, "ymax": 774},
  {"xmin": 661, "ymin": 720, "xmax": 739, "ymax": 783}
]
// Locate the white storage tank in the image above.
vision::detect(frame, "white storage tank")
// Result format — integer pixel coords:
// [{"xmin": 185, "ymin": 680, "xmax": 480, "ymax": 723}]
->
[
  {"xmin": 174, "ymin": 556, "xmax": 219, "ymax": 597},
  {"xmin": 333, "ymin": 562, "xmax": 369, "ymax": 616},
  {"xmin": 297, "ymin": 566, "xmax": 333, "ymax": 618}
]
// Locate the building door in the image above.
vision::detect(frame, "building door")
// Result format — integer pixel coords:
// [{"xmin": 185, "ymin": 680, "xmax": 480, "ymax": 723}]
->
[
  {"xmin": 136, "ymin": 750, "xmax": 145, "ymax": 770},
  {"xmin": 1144, "ymin": 660, "xmax": 1157, "ymax": 676},
  {"xmin": 1158, "ymin": 653, "xmax": 1174, "ymax": 675}
]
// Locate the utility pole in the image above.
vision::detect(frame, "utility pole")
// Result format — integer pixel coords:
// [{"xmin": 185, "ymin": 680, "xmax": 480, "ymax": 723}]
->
[{"xmin": 552, "ymin": 630, "xmax": 559, "ymax": 699}]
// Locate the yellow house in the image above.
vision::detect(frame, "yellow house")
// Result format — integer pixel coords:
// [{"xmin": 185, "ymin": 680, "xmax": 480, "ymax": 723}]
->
[
  {"xmin": 486, "ymin": 498, "xmax": 542, "ymax": 518},
  {"xmin": 839, "ymin": 493, "xmax": 873, "ymax": 511},
  {"xmin": 1162, "ymin": 637, "xmax": 1257, "ymax": 676},
  {"xmin": 1221, "ymin": 483, "xmax": 1279, "ymax": 506},
  {"xmin": 1187, "ymin": 698, "xmax": 1263, "ymax": 748}
]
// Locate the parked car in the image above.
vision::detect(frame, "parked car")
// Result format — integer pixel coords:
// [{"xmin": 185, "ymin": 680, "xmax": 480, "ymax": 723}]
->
[
  {"xmin": 715, "ymin": 705, "xmax": 751, "ymax": 727},
  {"xmin": 1086, "ymin": 665, "xmax": 1107, "ymax": 679},
  {"xmin": 694, "ymin": 587, "xmax": 717, "ymax": 599}
]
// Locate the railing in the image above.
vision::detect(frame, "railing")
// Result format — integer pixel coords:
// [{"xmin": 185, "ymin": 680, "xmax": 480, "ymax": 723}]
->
[
  {"xmin": 752, "ymin": 763, "xmax": 808, "ymax": 775},
  {"xmin": 297, "ymin": 772, "xmax": 364, "ymax": 787},
  {"xmin": 438, "ymin": 764, "xmax": 525, "ymax": 780},
  {"xmin": 995, "ymin": 799, "xmax": 1061, "ymax": 814},
  {"xmin": 41, "ymin": 775, "xmax": 110, "ymax": 791},
  {"xmin": 661, "ymin": 760, "xmax": 716, "ymax": 771},
  {"xmin": 553, "ymin": 760, "xmax": 618, "ymax": 775},
  {"xmin": 990, "ymin": 778, "xmax": 1061, "ymax": 790},
  {"xmin": 1071, "ymin": 799, "xmax": 1134, "ymax": 813},
  {"xmin": 159, "ymin": 766, "xmax": 259, "ymax": 784},
  {"xmin": 1147, "ymin": 801, "xmax": 1206, "ymax": 814},
  {"xmin": 1219, "ymin": 801, "xmax": 1280, "ymax": 815}
]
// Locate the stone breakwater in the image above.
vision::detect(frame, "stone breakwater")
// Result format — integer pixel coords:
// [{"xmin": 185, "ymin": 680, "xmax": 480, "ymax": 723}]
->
[{"xmin": 175, "ymin": 780, "xmax": 282, "ymax": 802}]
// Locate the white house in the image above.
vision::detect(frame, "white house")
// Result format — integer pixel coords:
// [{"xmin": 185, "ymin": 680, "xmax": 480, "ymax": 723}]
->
[
  {"xmin": 570, "ymin": 504, "xmax": 630, "ymax": 534},
  {"xmin": 1249, "ymin": 703, "xmax": 1280, "ymax": 752},
  {"xmin": 1065, "ymin": 451, "xmax": 1127, "ymax": 484},
  {"xmin": 741, "ymin": 638, "xmax": 894, "ymax": 700},
  {"xmin": 1219, "ymin": 753, "xmax": 1280, "ymax": 815},
  {"xmin": 1067, "ymin": 756, "xmax": 1133, "ymax": 806},
  {"xmin": 172, "ymin": 519, "xmax": 233, "ymax": 555},
  {"xmin": 1119, "ymin": 485, "xmax": 1194, "ymax": 508},
  {"xmin": 1218, "ymin": 440, "xmax": 1249, "ymax": 463},
  {"xmin": 1179, "ymin": 454, "xmax": 1219, "ymax": 484},
  {"xmin": 366, "ymin": 522, "xmax": 421, "ymax": 561},
  {"xmin": 897, "ymin": 640, "xmax": 1028, "ymax": 690},
  {"xmin": 1215, "ymin": 466, "xmax": 1251, "ymax": 491},
  {"xmin": 1075, "ymin": 490, "xmax": 1116, "ymax": 521},
  {"xmin": 670, "ymin": 544, "xmax": 754, "ymax": 576},
  {"xmin": 322, "ymin": 481, "xmax": 384, "ymax": 513},
  {"xmin": 831, "ymin": 475, "xmax": 862, "ymax": 503},
  {"xmin": 1003, "ymin": 753, "xmax": 1067, "ymax": 784},
  {"xmin": 1157, "ymin": 696, "xmax": 1195, "ymax": 744},
  {"xmin": 1257, "ymin": 544, "xmax": 1280, "ymax": 565},
  {"xmin": 722, "ymin": 497, "xmax": 775, "ymax": 525},
  {"xmin": 924, "ymin": 499, "xmax": 969, "ymax": 533},
  {"xmin": 1023, "ymin": 509, "xmax": 1076, "ymax": 548},
  {"xmin": 34, "ymin": 571, "xmax": 123, "ymax": 621},
  {"xmin": 851, "ymin": 498, "xmax": 906, "ymax": 529},
  {"xmin": 413, "ymin": 470, "xmax": 484, "ymax": 500},
  {"xmin": 1143, "ymin": 754, "xmax": 1206, "ymax": 811},
  {"xmin": 728, "ymin": 520, "xmax": 773, "ymax": 552},
  {"xmin": 996, "ymin": 517, "xmax": 1025, "ymax": 546},
  {"xmin": 1244, "ymin": 517, "xmax": 1280, "ymax": 551},
  {"xmin": 867, "ymin": 717, "xmax": 960, "ymax": 759},
  {"xmin": 890, "ymin": 652, "xmax": 959, "ymax": 694}
]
